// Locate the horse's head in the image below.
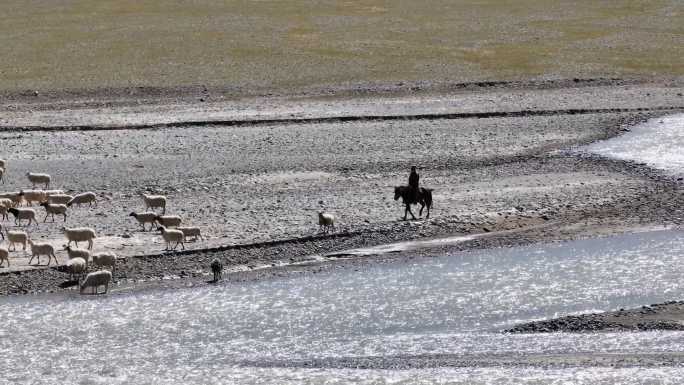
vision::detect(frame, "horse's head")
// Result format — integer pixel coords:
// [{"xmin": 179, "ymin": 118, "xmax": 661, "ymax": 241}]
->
[{"xmin": 394, "ymin": 186, "xmax": 401, "ymax": 201}]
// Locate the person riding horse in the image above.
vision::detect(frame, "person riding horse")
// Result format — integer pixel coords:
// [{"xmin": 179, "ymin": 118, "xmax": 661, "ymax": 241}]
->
[{"xmin": 408, "ymin": 166, "xmax": 420, "ymax": 203}]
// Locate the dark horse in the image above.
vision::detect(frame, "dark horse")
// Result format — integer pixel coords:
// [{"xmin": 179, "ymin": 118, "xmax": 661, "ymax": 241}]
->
[{"xmin": 394, "ymin": 186, "xmax": 433, "ymax": 220}]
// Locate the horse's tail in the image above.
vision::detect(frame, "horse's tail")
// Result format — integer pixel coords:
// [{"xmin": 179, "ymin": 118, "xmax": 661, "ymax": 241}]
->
[{"xmin": 422, "ymin": 188, "xmax": 433, "ymax": 207}]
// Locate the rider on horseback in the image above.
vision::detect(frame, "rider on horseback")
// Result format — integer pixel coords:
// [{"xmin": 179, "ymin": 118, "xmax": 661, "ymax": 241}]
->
[{"xmin": 408, "ymin": 166, "xmax": 420, "ymax": 203}]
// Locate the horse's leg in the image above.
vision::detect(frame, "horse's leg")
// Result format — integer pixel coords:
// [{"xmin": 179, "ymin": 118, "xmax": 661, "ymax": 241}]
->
[
  {"xmin": 419, "ymin": 201, "xmax": 425, "ymax": 217},
  {"xmin": 426, "ymin": 202, "xmax": 430, "ymax": 219},
  {"xmin": 406, "ymin": 204, "xmax": 416, "ymax": 220},
  {"xmin": 403, "ymin": 204, "xmax": 409, "ymax": 221}
]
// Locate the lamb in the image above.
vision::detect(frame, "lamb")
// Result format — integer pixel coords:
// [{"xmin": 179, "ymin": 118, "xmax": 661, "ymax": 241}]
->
[
  {"xmin": 159, "ymin": 225, "xmax": 185, "ymax": 251},
  {"xmin": 80, "ymin": 270, "xmax": 112, "ymax": 295},
  {"xmin": 6, "ymin": 230, "xmax": 27, "ymax": 251},
  {"xmin": 129, "ymin": 211, "xmax": 158, "ymax": 231},
  {"xmin": 0, "ymin": 247, "xmax": 9, "ymax": 267},
  {"xmin": 91, "ymin": 252, "xmax": 116, "ymax": 273},
  {"xmin": 141, "ymin": 193, "xmax": 166, "ymax": 214},
  {"xmin": 8, "ymin": 207, "xmax": 38, "ymax": 226},
  {"xmin": 64, "ymin": 245, "xmax": 91, "ymax": 265},
  {"xmin": 318, "ymin": 212, "xmax": 335, "ymax": 234},
  {"xmin": 26, "ymin": 172, "xmax": 51, "ymax": 189},
  {"xmin": 67, "ymin": 192, "xmax": 97, "ymax": 207},
  {"xmin": 18, "ymin": 190, "xmax": 47, "ymax": 206},
  {"xmin": 154, "ymin": 215, "xmax": 182, "ymax": 228},
  {"xmin": 48, "ymin": 194, "xmax": 73, "ymax": 205},
  {"xmin": 40, "ymin": 202, "xmax": 68, "ymax": 222},
  {"xmin": 63, "ymin": 227, "xmax": 97, "ymax": 250},
  {"xmin": 178, "ymin": 226, "xmax": 203, "ymax": 241},
  {"xmin": 28, "ymin": 240, "xmax": 57, "ymax": 265},
  {"xmin": 65, "ymin": 257, "xmax": 87, "ymax": 281}
]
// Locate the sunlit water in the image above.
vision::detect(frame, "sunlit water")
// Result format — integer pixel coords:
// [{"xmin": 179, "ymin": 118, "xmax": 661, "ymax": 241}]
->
[
  {"xmin": 2, "ymin": 230, "xmax": 684, "ymax": 384},
  {"xmin": 585, "ymin": 113, "xmax": 684, "ymax": 176}
]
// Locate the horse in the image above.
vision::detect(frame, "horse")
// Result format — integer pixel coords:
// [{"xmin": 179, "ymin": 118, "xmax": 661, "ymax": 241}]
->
[{"xmin": 394, "ymin": 186, "xmax": 433, "ymax": 220}]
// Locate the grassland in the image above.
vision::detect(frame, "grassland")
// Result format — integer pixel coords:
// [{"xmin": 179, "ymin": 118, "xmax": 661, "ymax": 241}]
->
[{"xmin": 1, "ymin": 0, "xmax": 683, "ymax": 92}]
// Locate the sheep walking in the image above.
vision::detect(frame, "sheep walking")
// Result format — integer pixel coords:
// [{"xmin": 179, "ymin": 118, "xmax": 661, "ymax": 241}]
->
[
  {"xmin": 129, "ymin": 212, "xmax": 158, "ymax": 231},
  {"xmin": 28, "ymin": 240, "xmax": 57, "ymax": 265},
  {"xmin": 48, "ymin": 194, "xmax": 73, "ymax": 205},
  {"xmin": 80, "ymin": 270, "xmax": 112, "ymax": 295},
  {"xmin": 141, "ymin": 193, "xmax": 166, "ymax": 214},
  {"xmin": 18, "ymin": 190, "xmax": 47, "ymax": 206},
  {"xmin": 40, "ymin": 202, "xmax": 68, "ymax": 222},
  {"xmin": 6, "ymin": 230, "xmax": 27, "ymax": 251},
  {"xmin": 0, "ymin": 247, "xmax": 9, "ymax": 267},
  {"xmin": 8, "ymin": 207, "xmax": 38, "ymax": 227},
  {"xmin": 159, "ymin": 226, "xmax": 184, "ymax": 251},
  {"xmin": 210, "ymin": 258, "xmax": 222, "ymax": 282},
  {"xmin": 64, "ymin": 245, "xmax": 91, "ymax": 266},
  {"xmin": 65, "ymin": 257, "xmax": 87, "ymax": 281},
  {"xmin": 26, "ymin": 172, "xmax": 51, "ymax": 189},
  {"xmin": 318, "ymin": 212, "xmax": 335, "ymax": 234},
  {"xmin": 178, "ymin": 226, "xmax": 203, "ymax": 241},
  {"xmin": 67, "ymin": 192, "xmax": 97, "ymax": 207},
  {"xmin": 92, "ymin": 252, "xmax": 116, "ymax": 273},
  {"xmin": 63, "ymin": 227, "xmax": 97, "ymax": 250},
  {"xmin": 154, "ymin": 215, "xmax": 182, "ymax": 228},
  {"xmin": 0, "ymin": 204, "xmax": 8, "ymax": 221},
  {"xmin": 0, "ymin": 192, "xmax": 22, "ymax": 207}
]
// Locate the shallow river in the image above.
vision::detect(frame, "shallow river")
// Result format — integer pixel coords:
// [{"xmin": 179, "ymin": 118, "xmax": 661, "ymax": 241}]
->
[{"xmin": 1, "ymin": 229, "xmax": 683, "ymax": 384}]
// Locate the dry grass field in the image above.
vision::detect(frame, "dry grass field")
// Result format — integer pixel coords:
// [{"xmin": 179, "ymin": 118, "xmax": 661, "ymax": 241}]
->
[{"xmin": 2, "ymin": 0, "xmax": 682, "ymax": 92}]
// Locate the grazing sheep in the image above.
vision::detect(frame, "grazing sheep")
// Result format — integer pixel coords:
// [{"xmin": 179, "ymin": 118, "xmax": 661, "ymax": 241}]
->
[
  {"xmin": 48, "ymin": 194, "xmax": 73, "ymax": 205},
  {"xmin": 40, "ymin": 202, "xmax": 68, "ymax": 222},
  {"xmin": 91, "ymin": 252, "xmax": 116, "ymax": 273},
  {"xmin": 141, "ymin": 193, "xmax": 166, "ymax": 214},
  {"xmin": 0, "ymin": 246, "xmax": 9, "ymax": 267},
  {"xmin": 8, "ymin": 207, "xmax": 38, "ymax": 227},
  {"xmin": 159, "ymin": 225, "xmax": 184, "ymax": 251},
  {"xmin": 80, "ymin": 270, "xmax": 112, "ymax": 295},
  {"xmin": 210, "ymin": 258, "xmax": 222, "ymax": 281},
  {"xmin": 65, "ymin": 257, "xmax": 87, "ymax": 281},
  {"xmin": 18, "ymin": 190, "xmax": 47, "ymax": 206},
  {"xmin": 178, "ymin": 226, "xmax": 203, "ymax": 241},
  {"xmin": 28, "ymin": 240, "xmax": 57, "ymax": 265},
  {"xmin": 318, "ymin": 212, "xmax": 335, "ymax": 233},
  {"xmin": 67, "ymin": 192, "xmax": 97, "ymax": 207},
  {"xmin": 0, "ymin": 192, "xmax": 22, "ymax": 207},
  {"xmin": 64, "ymin": 245, "xmax": 91, "ymax": 265},
  {"xmin": 63, "ymin": 227, "xmax": 97, "ymax": 250},
  {"xmin": 0, "ymin": 197, "xmax": 13, "ymax": 207},
  {"xmin": 154, "ymin": 215, "xmax": 182, "ymax": 228},
  {"xmin": 129, "ymin": 211, "xmax": 158, "ymax": 231},
  {"xmin": 6, "ymin": 230, "xmax": 27, "ymax": 251},
  {"xmin": 26, "ymin": 172, "xmax": 51, "ymax": 189}
]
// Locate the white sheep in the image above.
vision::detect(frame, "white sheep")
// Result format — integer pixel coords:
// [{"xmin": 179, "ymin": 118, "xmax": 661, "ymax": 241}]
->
[
  {"xmin": 18, "ymin": 190, "xmax": 47, "ymax": 206},
  {"xmin": 40, "ymin": 202, "xmax": 68, "ymax": 222},
  {"xmin": 141, "ymin": 193, "xmax": 166, "ymax": 214},
  {"xmin": 129, "ymin": 211, "xmax": 158, "ymax": 231},
  {"xmin": 65, "ymin": 257, "xmax": 87, "ymax": 281},
  {"xmin": 44, "ymin": 189, "xmax": 64, "ymax": 196},
  {"xmin": 159, "ymin": 225, "xmax": 185, "ymax": 251},
  {"xmin": 26, "ymin": 172, "xmax": 51, "ymax": 189},
  {"xmin": 63, "ymin": 227, "xmax": 97, "ymax": 250},
  {"xmin": 91, "ymin": 252, "xmax": 116, "ymax": 273},
  {"xmin": 64, "ymin": 245, "xmax": 91, "ymax": 265},
  {"xmin": 178, "ymin": 226, "xmax": 203, "ymax": 241},
  {"xmin": 28, "ymin": 240, "xmax": 57, "ymax": 265},
  {"xmin": 48, "ymin": 194, "xmax": 73, "ymax": 205},
  {"xmin": 80, "ymin": 270, "xmax": 112, "ymax": 295},
  {"xmin": 6, "ymin": 230, "xmax": 27, "ymax": 251},
  {"xmin": 8, "ymin": 207, "xmax": 38, "ymax": 227},
  {"xmin": 67, "ymin": 192, "xmax": 97, "ymax": 207},
  {"xmin": 0, "ymin": 192, "xmax": 22, "ymax": 207},
  {"xmin": 0, "ymin": 246, "xmax": 9, "ymax": 267},
  {"xmin": 154, "ymin": 215, "xmax": 181, "ymax": 228},
  {"xmin": 318, "ymin": 212, "xmax": 335, "ymax": 233}
]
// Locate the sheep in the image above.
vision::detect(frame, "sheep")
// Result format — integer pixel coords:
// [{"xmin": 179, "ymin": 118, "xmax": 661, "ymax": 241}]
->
[
  {"xmin": 154, "ymin": 215, "xmax": 181, "ymax": 228},
  {"xmin": 0, "ymin": 246, "xmax": 9, "ymax": 267},
  {"xmin": 26, "ymin": 172, "xmax": 51, "ymax": 189},
  {"xmin": 318, "ymin": 212, "xmax": 335, "ymax": 233},
  {"xmin": 91, "ymin": 252, "xmax": 116, "ymax": 273},
  {"xmin": 0, "ymin": 159, "xmax": 6, "ymax": 170},
  {"xmin": 8, "ymin": 207, "xmax": 38, "ymax": 227},
  {"xmin": 40, "ymin": 202, "xmax": 68, "ymax": 222},
  {"xmin": 28, "ymin": 240, "xmax": 57, "ymax": 265},
  {"xmin": 0, "ymin": 205, "xmax": 7, "ymax": 221},
  {"xmin": 141, "ymin": 193, "xmax": 166, "ymax": 214},
  {"xmin": 0, "ymin": 167, "xmax": 4, "ymax": 184},
  {"xmin": 80, "ymin": 270, "xmax": 112, "ymax": 295},
  {"xmin": 48, "ymin": 194, "xmax": 73, "ymax": 205},
  {"xmin": 6, "ymin": 230, "xmax": 27, "ymax": 251},
  {"xmin": 65, "ymin": 257, "xmax": 87, "ymax": 281},
  {"xmin": 18, "ymin": 190, "xmax": 47, "ymax": 206},
  {"xmin": 129, "ymin": 211, "xmax": 158, "ymax": 231},
  {"xmin": 64, "ymin": 245, "xmax": 91, "ymax": 265},
  {"xmin": 0, "ymin": 192, "xmax": 22, "ymax": 207},
  {"xmin": 210, "ymin": 258, "xmax": 222, "ymax": 282},
  {"xmin": 44, "ymin": 189, "xmax": 64, "ymax": 196},
  {"xmin": 178, "ymin": 226, "xmax": 203, "ymax": 241},
  {"xmin": 159, "ymin": 225, "xmax": 184, "ymax": 251},
  {"xmin": 67, "ymin": 192, "xmax": 97, "ymax": 207},
  {"xmin": 63, "ymin": 227, "xmax": 97, "ymax": 250}
]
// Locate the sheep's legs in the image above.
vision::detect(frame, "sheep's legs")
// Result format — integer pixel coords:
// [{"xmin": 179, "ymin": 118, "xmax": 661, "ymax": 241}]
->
[{"xmin": 87, "ymin": 240, "xmax": 93, "ymax": 250}]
